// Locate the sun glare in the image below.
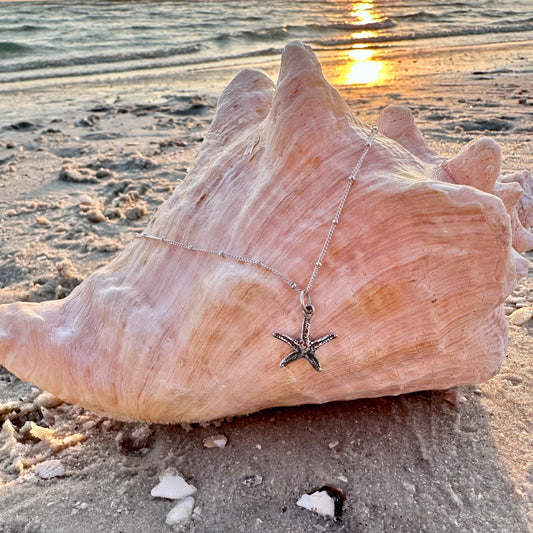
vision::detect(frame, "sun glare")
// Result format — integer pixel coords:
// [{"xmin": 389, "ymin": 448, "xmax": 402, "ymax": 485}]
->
[
  {"xmin": 350, "ymin": 2, "xmax": 375, "ymax": 24},
  {"xmin": 343, "ymin": 48, "xmax": 383, "ymax": 85},
  {"xmin": 337, "ymin": 2, "xmax": 385, "ymax": 86}
]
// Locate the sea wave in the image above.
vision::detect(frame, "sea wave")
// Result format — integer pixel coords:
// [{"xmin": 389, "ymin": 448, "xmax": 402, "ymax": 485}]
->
[
  {"xmin": 0, "ymin": 18, "xmax": 399, "ymax": 75},
  {"xmin": 0, "ymin": 43, "xmax": 204, "ymax": 74},
  {"xmin": 214, "ymin": 18, "xmax": 396, "ymax": 44},
  {"xmin": 0, "ymin": 41, "xmax": 33, "ymax": 57},
  {"xmin": 0, "ymin": 46, "xmax": 284, "ymax": 84},
  {"xmin": 390, "ymin": 10, "xmax": 443, "ymax": 21},
  {"xmin": 316, "ymin": 22, "xmax": 533, "ymax": 47},
  {"xmin": 291, "ymin": 18, "xmax": 397, "ymax": 33},
  {"xmin": 0, "ymin": 24, "xmax": 50, "ymax": 32}
]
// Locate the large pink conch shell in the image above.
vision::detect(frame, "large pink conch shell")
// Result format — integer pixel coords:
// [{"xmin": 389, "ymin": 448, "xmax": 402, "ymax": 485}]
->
[{"xmin": 0, "ymin": 42, "xmax": 531, "ymax": 423}]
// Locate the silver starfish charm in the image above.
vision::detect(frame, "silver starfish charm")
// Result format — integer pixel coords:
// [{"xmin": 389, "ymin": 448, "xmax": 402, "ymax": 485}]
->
[{"xmin": 273, "ymin": 304, "xmax": 337, "ymax": 372}]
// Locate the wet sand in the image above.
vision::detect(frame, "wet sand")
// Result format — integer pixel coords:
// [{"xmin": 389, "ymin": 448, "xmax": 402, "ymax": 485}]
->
[{"xmin": 0, "ymin": 40, "xmax": 531, "ymax": 532}]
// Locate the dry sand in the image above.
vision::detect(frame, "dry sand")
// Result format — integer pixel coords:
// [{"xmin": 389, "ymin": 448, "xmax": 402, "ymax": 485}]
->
[{"xmin": 0, "ymin": 40, "xmax": 532, "ymax": 532}]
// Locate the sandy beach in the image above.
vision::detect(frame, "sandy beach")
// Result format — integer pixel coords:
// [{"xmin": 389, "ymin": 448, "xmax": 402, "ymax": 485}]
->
[{"xmin": 0, "ymin": 36, "xmax": 532, "ymax": 533}]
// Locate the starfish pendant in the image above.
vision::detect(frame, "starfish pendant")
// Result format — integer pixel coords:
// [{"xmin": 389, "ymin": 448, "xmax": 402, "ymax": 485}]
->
[{"xmin": 273, "ymin": 304, "xmax": 337, "ymax": 372}]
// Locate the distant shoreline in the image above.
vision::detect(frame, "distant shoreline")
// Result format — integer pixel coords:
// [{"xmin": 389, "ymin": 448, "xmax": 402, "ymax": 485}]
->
[{"xmin": 2, "ymin": 39, "xmax": 532, "ymax": 172}]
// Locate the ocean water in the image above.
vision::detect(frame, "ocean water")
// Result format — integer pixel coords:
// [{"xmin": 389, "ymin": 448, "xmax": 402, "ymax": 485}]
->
[{"xmin": 1, "ymin": 0, "xmax": 532, "ymax": 92}]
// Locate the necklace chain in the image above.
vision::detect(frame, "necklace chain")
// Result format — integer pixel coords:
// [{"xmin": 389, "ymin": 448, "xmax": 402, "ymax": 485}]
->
[{"xmin": 134, "ymin": 125, "xmax": 378, "ymax": 301}]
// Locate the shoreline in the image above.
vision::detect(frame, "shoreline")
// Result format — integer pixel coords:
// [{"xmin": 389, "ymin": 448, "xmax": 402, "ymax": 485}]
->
[
  {"xmin": 2, "ymin": 39, "xmax": 532, "ymax": 130},
  {"xmin": 0, "ymin": 39, "xmax": 532, "ymax": 531}
]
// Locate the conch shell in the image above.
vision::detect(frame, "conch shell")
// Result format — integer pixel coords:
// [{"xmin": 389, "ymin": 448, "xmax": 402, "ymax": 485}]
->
[{"xmin": 0, "ymin": 42, "xmax": 531, "ymax": 423}]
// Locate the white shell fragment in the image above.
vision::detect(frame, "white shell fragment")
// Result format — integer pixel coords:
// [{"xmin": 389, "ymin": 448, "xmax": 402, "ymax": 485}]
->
[
  {"xmin": 165, "ymin": 496, "xmax": 195, "ymax": 526},
  {"xmin": 78, "ymin": 194, "xmax": 93, "ymax": 206},
  {"xmin": 151, "ymin": 473, "xmax": 197, "ymax": 500},
  {"xmin": 444, "ymin": 389, "xmax": 467, "ymax": 406},
  {"xmin": 202, "ymin": 434, "xmax": 228, "ymax": 448},
  {"xmin": 508, "ymin": 307, "xmax": 533, "ymax": 326},
  {"xmin": 297, "ymin": 490, "xmax": 335, "ymax": 518},
  {"xmin": 34, "ymin": 391, "xmax": 63, "ymax": 409},
  {"xmin": 36, "ymin": 459, "xmax": 65, "ymax": 479}
]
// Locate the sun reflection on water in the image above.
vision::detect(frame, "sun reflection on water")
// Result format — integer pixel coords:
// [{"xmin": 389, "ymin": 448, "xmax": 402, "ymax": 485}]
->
[
  {"xmin": 339, "ymin": 2, "xmax": 386, "ymax": 86},
  {"xmin": 349, "ymin": 2, "xmax": 375, "ymax": 24}
]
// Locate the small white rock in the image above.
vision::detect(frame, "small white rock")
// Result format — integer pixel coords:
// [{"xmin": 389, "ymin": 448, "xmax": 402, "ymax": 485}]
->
[
  {"xmin": 509, "ymin": 307, "xmax": 533, "ymax": 326},
  {"xmin": 337, "ymin": 475, "xmax": 348, "ymax": 483},
  {"xmin": 151, "ymin": 474, "xmax": 197, "ymax": 500},
  {"xmin": 328, "ymin": 441, "xmax": 339, "ymax": 449},
  {"xmin": 241, "ymin": 474, "xmax": 263, "ymax": 487},
  {"xmin": 202, "ymin": 434, "xmax": 227, "ymax": 448},
  {"xmin": 165, "ymin": 496, "xmax": 195, "ymax": 526},
  {"xmin": 402, "ymin": 481, "xmax": 417, "ymax": 495},
  {"xmin": 297, "ymin": 491, "xmax": 335, "ymax": 518},
  {"xmin": 79, "ymin": 194, "xmax": 93, "ymax": 206},
  {"xmin": 506, "ymin": 295, "xmax": 526, "ymax": 304},
  {"xmin": 36, "ymin": 460, "xmax": 65, "ymax": 479},
  {"xmin": 36, "ymin": 217, "xmax": 51, "ymax": 227}
]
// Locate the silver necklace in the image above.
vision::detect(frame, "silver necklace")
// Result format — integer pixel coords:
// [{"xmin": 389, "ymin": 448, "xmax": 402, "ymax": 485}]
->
[{"xmin": 134, "ymin": 125, "xmax": 378, "ymax": 372}]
